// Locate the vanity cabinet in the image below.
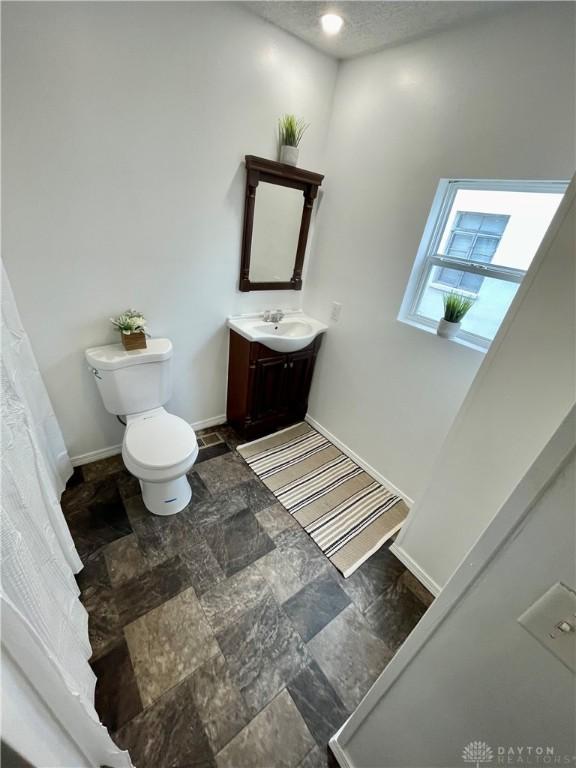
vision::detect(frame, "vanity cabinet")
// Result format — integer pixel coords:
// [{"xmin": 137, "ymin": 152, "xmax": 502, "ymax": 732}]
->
[{"xmin": 227, "ymin": 330, "xmax": 323, "ymax": 439}]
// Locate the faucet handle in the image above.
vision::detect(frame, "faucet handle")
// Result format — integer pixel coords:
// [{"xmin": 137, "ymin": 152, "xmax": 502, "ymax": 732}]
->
[
  {"xmin": 274, "ymin": 309, "xmax": 285, "ymax": 321},
  {"xmin": 263, "ymin": 310, "xmax": 271, "ymax": 321}
]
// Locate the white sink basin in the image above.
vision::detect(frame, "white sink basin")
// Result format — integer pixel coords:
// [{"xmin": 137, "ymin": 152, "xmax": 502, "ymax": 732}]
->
[{"xmin": 228, "ymin": 312, "xmax": 328, "ymax": 353}]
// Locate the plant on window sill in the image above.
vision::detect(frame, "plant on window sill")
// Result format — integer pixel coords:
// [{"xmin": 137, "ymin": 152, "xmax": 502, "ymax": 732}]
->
[{"xmin": 437, "ymin": 292, "xmax": 475, "ymax": 340}]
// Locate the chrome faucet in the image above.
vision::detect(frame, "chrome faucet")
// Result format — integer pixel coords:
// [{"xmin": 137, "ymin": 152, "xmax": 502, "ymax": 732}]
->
[{"xmin": 264, "ymin": 309, "xmax": 284, "ymax": 323}]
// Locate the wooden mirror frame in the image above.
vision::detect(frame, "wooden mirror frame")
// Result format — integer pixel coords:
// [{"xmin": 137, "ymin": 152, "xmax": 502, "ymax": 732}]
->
[{"xmin": 239, "ymin": 155, "xmax": 324, "ymax": 291}]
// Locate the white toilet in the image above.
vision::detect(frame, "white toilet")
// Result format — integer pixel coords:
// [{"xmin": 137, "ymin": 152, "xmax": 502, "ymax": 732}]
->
[{"xmin": 85, "ymin": 338, "xmax": 198, "ymax": 516}]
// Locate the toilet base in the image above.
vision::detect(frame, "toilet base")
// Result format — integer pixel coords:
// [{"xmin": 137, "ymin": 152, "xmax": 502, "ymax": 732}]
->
[{"xmin": 140, "ymin": 475, "xmax": 192, "ymax": 516}]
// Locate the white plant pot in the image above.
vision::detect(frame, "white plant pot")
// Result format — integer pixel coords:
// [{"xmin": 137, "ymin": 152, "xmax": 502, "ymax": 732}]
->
[
  {"xmin": 437, "ymin": 318, "xmax": 461, "ymax": 339},
  {"xmin": 279, "ymin": 145, "xmax": 299, "ymax": 166}
]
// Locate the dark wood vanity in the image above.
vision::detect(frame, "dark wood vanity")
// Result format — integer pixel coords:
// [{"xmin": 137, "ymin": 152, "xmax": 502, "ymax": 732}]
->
[{"xmin": 227, "ymin": 330, "xmax": 323, "ymax": 439}]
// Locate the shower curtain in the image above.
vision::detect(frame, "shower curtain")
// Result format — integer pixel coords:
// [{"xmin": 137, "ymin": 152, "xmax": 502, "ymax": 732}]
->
[{"xmin": 1, "ymin": 262, "xmax": 132, "ymax": 767}]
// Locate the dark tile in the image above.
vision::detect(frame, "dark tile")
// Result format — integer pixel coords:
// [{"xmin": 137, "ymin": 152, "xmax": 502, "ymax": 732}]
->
[
  {"xmin": 91, "ymin": 640, "xmax": 142, "ymax": 731},
  {"xmin": 200, "ymin": 563, "xmax": 271, "ymax": 634},
  {"xmin": 113, "ymin": 675, "xmax": 215, "ymax": 768},
  {"xmin": 81, "ymin": 582, "xmax": 122, "ymax": 660},
  {"xmin": 65, "ymin": 465, "xmax": 84, "ymax": 489},
  {"xmin": 362, "ymin": 580, "xmax": 428, "ymax": 652},
  {"xmin": 235, "ymin": 478, "xmax": 277, "ymax": 514},
  {"xmin": 196, "ymin": 442, "xmax": 231, "ymax": 464},
  {"xmin": 335, "ymin": 543, "xmax": 405, "ymax": 614},
  {"xmin": 195, "ymin": 452, "xmax": 256, "ymax": 494},
  {"xmin": 186, "ymin": 489, "xmax": 247, "ymax": 531},
  {"xmin": 116, "ymin": 470, "xmax": 141, "ymax": 501},
  {"xmin": 76, "ymin": 551, "xmax": 110, "ymax": 593},
  {"xmin": 216, "ymin": 591, "xmax": 309, "ymax": 716},
  {"xmin": 283, "ymin": 572, "xmax": 351, "ymax": 642},
  {"xmin": 64, "ymin": 479, "xmax": 132, "ymax": 560},
  {"xmin": 181, "ymin": 536, "xmax": 225, "ymax": 596},
  {"xmin": 202, "ymin": 507, "xmax": 275, "ymax": 577},
  {"xmin": 132, "ymin": 509, "xmax": 199, "ymax": 567},
  {"xmin": 400, "ymin": 570, "xmax": 435, "ymax": 607},
  {"xmin": 82, "ymin": 454, "xmax": 125, "ymax": 482},
  {"xmin": 288, "ymin": 662, "xmax": 350, "ymax": 749},
  {"xmin": 113, "ymin": 554, "xmax": 194, "ymax": 625},
  {"xmin": 188, "ymin": 470, "xmax": 212, "ymax": 504},
  {"xmin": 188, "ymin": 653, "xmax": 249, "ymax": 753},
  {"xmin": 215, "ymin": 689, "xmax": 315, "ymax": 768},
  {"xmin": 217, "ymin": 424, "xmax": 244, "ymax": 451}
]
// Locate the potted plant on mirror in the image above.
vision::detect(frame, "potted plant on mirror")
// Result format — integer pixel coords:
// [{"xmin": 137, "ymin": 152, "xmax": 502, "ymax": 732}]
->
[
  {"xmin": 278, "ymin": 114, "xmax": 308, "ymax": 166},
  {"xmin": 437, "ymin": 292, "xmax": 475, "ymax": 339},
  {"xmin": 111, "ymin": 309, "xmax": 148, "ymax": 350}
]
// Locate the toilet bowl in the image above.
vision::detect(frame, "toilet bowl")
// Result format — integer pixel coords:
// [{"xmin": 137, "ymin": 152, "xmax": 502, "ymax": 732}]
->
[
  {"xmin": 123, "ymin": 408, "xmax": 198, "ymax": 515},
  {"xmin": 85, "ymin": 338, "xmax": 198, "ymax": 516}
]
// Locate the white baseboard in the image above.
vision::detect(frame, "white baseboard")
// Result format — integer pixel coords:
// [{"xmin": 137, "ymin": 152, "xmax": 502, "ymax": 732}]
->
[
  {"xmin": 329, "ymin": 733, "xmax": 353, "ymax": 768},
  {"xmin": 70, "ymin": 414, "xmax": 227, "ymax": 467},
  {"xmin": 389, "ymin": 541, "xmax": 441, "ymax": 596},
  {"xmin": 305, "ymin": 414, "xmax": 414, "ymax": 507}
]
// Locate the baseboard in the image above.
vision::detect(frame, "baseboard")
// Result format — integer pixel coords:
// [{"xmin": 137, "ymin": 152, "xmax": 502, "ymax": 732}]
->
[
  {"xmin": 70, "ymin": 414, "xmax": 227, "ymax": 467},
  {"xmin": 305, "ymin": 414, "xmax": 414, "ymax": 507},
  {"xmin": 329, "ymin": 733, "xmax": 353, "ymax": 768},
  {"xmin": 389, "ymin": 541, "xmax": 441, "ymax": 597}
]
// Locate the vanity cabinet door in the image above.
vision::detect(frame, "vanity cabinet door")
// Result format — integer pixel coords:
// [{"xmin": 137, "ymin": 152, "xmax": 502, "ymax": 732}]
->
[
  {"xmin": 251, "ymin": 354, "xmax": 287, "ymax": 420},
  {"xmin": 283, "ymin": 349, "xmax": 315, "ymax": 417}
]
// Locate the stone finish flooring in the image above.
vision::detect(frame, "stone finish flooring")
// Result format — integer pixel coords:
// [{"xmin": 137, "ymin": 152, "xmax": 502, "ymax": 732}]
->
[{"xmin": 63, "ymin": 426, "xmax": 431, "ymax": 768}]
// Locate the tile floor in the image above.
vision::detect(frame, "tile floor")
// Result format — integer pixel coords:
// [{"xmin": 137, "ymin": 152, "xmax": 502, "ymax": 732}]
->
[{"xmin": 63, "ymin": 425, "xmax": 431, "ymax": 768}]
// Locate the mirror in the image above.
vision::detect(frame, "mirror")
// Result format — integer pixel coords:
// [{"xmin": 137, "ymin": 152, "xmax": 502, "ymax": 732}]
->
[{"xmin": 239, "ymin": 155, "xmax": 324, "ymax": 291}]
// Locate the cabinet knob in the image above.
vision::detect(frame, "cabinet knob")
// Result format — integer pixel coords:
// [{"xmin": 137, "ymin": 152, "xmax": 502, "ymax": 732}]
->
[
  {"xmin": 284, "ymin": 363, "xmax": 287, "ymax": 369},
  {"xmin": 290, "ymin": 362, "xmax": 294, "ymax": 368}
]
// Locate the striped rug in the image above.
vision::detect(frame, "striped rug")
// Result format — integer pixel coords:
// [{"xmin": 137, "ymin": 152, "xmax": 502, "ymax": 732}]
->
[{"xmin": 237, "ymin": 422, "xmax": 409, "ymax": 577}]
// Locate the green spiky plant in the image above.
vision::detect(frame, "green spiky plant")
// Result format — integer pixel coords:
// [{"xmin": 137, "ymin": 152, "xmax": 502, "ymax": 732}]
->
[
  {"xmin": 442, "ymin": 292, "xmax": 475, "ymax": 323},
  {"xmin": 278, "ymin": 114, "xmax": 308, "ymax": 148}
]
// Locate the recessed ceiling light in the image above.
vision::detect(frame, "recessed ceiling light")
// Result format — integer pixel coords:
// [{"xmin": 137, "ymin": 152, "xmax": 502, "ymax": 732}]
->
[{"xmin": 321, "ymin": 13, "xmax": 343, "ymax": 36}]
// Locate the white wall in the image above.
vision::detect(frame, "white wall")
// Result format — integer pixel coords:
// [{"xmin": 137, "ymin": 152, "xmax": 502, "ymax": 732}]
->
[
  {"xmin": 2, "ymin": 1, "xmax": 337, "ymax": 458},
  {"xmin": 303, "ymin": 3, "xmax": 575, "ymax": 503},
  {"xmin": 393, "ymin": 177, "xmax": 576, "ymax": 592},
  {"xmin": 335, "ymin": 415, "xmax": 576, "ymax": 768}
]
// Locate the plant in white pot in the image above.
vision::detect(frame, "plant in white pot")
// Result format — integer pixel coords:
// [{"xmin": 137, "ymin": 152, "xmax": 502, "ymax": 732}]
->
[
  {"xmin": 278, "ymin": 114, "xmax": 308, "ymax": 166},
  {"xmin": 111, "ymin": 309, "xmax": 148, "ymax": 351},
  {"xmin": 437, "ymin": 292, "xmax": 474, "ymax": 339}
]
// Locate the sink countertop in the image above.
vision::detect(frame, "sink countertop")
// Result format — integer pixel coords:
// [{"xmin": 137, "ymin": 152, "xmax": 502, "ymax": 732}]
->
[{"xmin": 227, "ymin": 311, "xmax": 328, "ymax": 353}]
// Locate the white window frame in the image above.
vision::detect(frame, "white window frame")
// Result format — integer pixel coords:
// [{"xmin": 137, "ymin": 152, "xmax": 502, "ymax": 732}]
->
[{"xmin": 398, "ymin": 178, "xmax": 569, "ymax": 351}]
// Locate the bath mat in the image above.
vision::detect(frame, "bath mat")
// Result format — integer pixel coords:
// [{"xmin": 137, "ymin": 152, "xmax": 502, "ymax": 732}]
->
[{"xmin": 237, "ymin": 422, "xmax": 409, "ymax": 577}]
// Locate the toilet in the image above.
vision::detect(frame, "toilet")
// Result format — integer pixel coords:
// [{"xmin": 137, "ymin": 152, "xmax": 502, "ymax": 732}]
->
[{"xmin": 85, "ymin": 338, "xmax": 198, "ymax": 515}]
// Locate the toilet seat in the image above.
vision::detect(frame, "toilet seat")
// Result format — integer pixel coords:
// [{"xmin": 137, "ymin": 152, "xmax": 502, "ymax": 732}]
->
[{"xmin": 124, "ymin": 412, "xmax": 197, "ymax": 470}]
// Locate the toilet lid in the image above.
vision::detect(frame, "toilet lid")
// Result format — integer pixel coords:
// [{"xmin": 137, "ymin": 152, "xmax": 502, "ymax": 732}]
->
[{"xmin": 124, "ymin": 413, "xmax": 197, "ymax": 469}]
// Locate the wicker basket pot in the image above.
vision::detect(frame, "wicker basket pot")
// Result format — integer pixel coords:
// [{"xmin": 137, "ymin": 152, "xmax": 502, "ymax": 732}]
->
[{"xmin": 122, "ymin": 331, "xmax": 147, "ymax": 351}]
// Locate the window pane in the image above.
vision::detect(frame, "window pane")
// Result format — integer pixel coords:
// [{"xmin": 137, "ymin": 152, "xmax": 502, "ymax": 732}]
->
[
  {"xmin": 472, "ymin": 235, "xmax": 499, "ymax": 261},
  {"xmin": 418, "ymin": 266, "xmax": 520, "ymax": 341},
  {"xmin": 438, "ymin": 189, "xmax": 564, "ymax": 270}
]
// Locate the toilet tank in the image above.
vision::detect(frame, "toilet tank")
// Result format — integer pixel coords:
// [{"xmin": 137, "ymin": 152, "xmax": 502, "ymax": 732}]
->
[{"xmin": 85, "ymin": 338, "xmax": 173, "ymax": 416}]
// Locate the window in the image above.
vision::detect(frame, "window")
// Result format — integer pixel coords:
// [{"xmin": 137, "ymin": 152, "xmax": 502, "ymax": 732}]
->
[{"xmin": 399, "ymin": 179, "xmax": 567, "ymax": 349}]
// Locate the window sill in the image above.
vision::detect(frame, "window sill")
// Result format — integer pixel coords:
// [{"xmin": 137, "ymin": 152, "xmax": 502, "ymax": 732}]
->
[{"xmin": 398, "ymin": 316, "xmax": 488, "ymax": 354}]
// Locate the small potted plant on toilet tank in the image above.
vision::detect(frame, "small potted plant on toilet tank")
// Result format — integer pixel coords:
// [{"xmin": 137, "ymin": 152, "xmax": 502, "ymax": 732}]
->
[
  {"xmin": 278, "ymin": 114, "xmax": 308, "ymax": 166},
  {"xmin": 111, "ymin": 309, "xmax": 148, "ymax": 350},
  {"xmin": 437, "ymin": 292, "xmax": 475, "ymax": 339}
]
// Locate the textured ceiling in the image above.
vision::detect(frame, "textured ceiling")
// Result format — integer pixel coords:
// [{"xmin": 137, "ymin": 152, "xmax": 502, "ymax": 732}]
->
[{"xmin": 244, "ymin": 1, "xmax": 517, "ymax": 60}]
